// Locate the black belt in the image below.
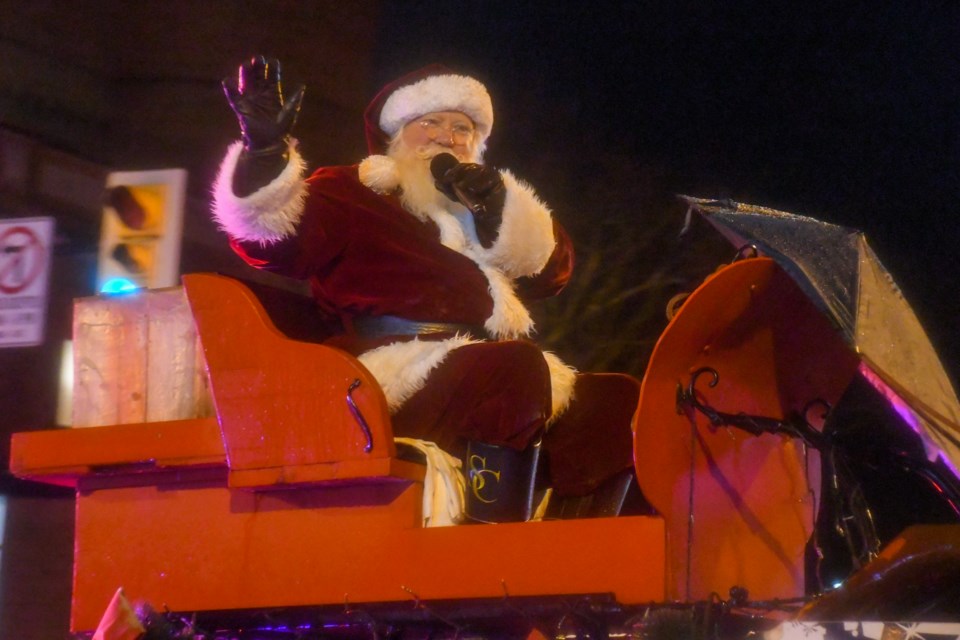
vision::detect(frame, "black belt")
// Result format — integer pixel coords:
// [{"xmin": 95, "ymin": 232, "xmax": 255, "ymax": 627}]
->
[{"xmin": 353, "ymin": 315, "xmax": 487, "ymax": 339}]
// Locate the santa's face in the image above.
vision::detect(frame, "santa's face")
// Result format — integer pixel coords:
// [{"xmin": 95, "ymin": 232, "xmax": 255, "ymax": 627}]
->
[
  {"xmin": 387, "ymin": 112, "xmax": 480, "ymax": 220},
  {"xmin": 400, "ymin": 110, "xmax": 477, "ymax": 162}
]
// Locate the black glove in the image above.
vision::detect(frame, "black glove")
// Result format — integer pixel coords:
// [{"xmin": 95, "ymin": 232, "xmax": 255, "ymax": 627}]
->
[
  {"xmin": 436, "ymin": 162, "xmax": 506, "ymax": 248},
  {"xmin": 223, "ymin": 56, "xmax": 304, "ymax": 153},
  {"xmin": 223, "ymin": 56, "xmax": 305, "ymax": 196}
]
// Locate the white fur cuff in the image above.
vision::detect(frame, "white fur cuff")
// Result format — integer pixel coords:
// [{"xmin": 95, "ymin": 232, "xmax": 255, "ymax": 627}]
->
[
  {"xmin": 211, "ymin": 140, "xmax": 308, "ymax": 244},
  {"xmin": 481, "ymin": 170, "xmax": 556, "ymax": 278}
]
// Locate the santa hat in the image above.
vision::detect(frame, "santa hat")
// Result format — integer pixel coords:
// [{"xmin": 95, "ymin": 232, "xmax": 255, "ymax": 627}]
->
[{"xmin": 363, "ymin": 64, "xmax": 494, "ymax": 155}]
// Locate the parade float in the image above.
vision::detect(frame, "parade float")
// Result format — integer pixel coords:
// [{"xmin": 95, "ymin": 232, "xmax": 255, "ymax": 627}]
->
[{"xmin": 10, "ymin": 201, "xmax": 960, "ymax": 639}]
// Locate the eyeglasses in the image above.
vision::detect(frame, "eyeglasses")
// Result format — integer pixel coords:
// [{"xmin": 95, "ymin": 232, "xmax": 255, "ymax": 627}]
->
[{"xmin": 416, "ymin": 117, "xmax": 475, "ymax": 144}]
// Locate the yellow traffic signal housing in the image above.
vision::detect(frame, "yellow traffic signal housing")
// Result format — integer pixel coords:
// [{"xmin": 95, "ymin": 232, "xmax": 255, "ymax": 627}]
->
[{"xmin": 97, "ymin": 169, "xmax": 186, "ymax": 292}]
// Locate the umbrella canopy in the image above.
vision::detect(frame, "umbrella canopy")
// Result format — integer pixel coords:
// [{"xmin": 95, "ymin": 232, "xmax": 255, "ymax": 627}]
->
[{"xmin": 682, "ymin": 196, "xmax": 960, "ymax": 474}]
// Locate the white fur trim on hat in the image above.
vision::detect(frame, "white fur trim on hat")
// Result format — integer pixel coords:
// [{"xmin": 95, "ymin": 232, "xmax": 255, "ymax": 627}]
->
[
  {"xmin": 380, "ymin": 74, "xmax": 493, "ymax": 140},
  {"xmin": 211, "ymin": 140, "xmax": 308, "ymax": 244}
]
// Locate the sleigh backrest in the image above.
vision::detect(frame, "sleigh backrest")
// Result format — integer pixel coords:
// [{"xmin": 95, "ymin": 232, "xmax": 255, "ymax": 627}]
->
[{"xmin": 182, "ymin": 273, "xmax": 418, "ymax": 488}]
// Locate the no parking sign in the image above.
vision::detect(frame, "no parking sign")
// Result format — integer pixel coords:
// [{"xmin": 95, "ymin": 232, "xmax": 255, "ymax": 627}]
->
[{"xmin": 0, "ymin": 217, "xmax": 55, "ymax": 347}]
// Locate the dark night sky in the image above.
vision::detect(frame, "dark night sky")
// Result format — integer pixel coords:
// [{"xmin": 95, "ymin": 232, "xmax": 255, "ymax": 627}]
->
[{"xmin": 374, "ymin": 2, "xmax": 960, "ymax": 383}]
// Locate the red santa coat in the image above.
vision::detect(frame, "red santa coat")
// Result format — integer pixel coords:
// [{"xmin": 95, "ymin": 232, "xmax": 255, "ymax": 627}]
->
[
  {"xmin": 229, "ymin": 164, "xmax": 574, "ymax": 343},
  {"xmin": 212, "ymin": 143, "xmax": 636, "ymax": 495}
]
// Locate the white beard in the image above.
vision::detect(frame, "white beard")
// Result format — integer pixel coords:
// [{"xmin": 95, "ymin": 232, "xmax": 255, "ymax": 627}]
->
[
  {"xmin": 368, "ymin": 132, "xmax": 543, "ymax": 344},
  {"xmin": 387, "ymin": 137, "xmax": 480, "ymax": 224}
]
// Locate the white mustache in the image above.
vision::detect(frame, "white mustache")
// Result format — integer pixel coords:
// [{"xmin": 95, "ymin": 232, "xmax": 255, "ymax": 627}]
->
[{"xmin": 413, "ymin": 144, "xmax": 467, "ymax": 162}]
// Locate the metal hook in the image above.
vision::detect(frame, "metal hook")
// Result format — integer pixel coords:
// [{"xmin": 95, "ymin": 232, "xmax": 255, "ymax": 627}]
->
[
  {"xmin": 400, "ymin": 586, "xmax": 463, "ymax": 637},
  {"xmin": 554, "ymin": 598, "xmax": 606, "ymax": 640},
  {"xmin": 347, "ymin": 378, "xmax": 374, "ymax": 452},
  {"xmin": 677, "ymin": 367, "xmax": 828, "ymax": 449},
  {"xmin": 342, "ymin": 595, "xmax": 381, "ymax": 640},
  {"xmin": 802, "ymin": 398, "xmax": 832, "ymax": 427},
  {"xmin": 400, "ymin": 585, "xmax": 421, "ymax": 610},
  {"xmin": 679, "ymin": 202, "xmax": 695, "ymax": 238},
  {"xmin": 676, "ymin": 367, "xmax": 721, "ymax": 428},
  {"xmin": 734, "ymin": 243, "xmax": 760, "ymax": 261}
]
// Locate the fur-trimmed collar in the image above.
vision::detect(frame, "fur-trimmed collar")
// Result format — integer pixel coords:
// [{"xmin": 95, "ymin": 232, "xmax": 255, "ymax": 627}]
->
[{"xmin": 358, "ymin": 154, "xmax": 400, "ymax": 195}]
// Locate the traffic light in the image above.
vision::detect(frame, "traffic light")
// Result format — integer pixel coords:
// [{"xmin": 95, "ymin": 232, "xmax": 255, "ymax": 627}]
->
[{"xmin": 97, "ymin": 169, "xmax": 187, "ymax": 293}]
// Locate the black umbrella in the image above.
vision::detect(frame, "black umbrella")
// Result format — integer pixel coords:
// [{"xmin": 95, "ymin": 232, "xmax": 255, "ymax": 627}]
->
[{"xmin": 681, "ymin": 196, "xmax": 960, "ymax": 475}]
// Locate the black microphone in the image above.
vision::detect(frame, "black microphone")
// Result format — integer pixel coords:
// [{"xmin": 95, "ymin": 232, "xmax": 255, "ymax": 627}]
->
[{"xmin": 430, "ymin": 153, "xmax": 487, "ymax": 216}]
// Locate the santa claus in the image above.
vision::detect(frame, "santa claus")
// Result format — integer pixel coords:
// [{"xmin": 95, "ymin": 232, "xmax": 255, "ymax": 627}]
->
[{"xmin": 212, "ymin": 57, "xmax": 642, "ymax": 522}]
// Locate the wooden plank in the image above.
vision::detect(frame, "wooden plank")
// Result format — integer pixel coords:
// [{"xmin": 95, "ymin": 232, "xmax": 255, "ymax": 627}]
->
[
  {"xmin": 73, "ymin": 292, "xmax": 148, "ymax": 426},
  {"xmin": 145, "ymin": 288, "xmax": 211, "ymax": 422},
  {"xmin": 227, "ymin": 457, "xmax": 426, "ymax": 489},
  {"xmin": 9, "ymin": 418, "xmax": 224, "ymax": 484},
  {"xmin": 72, "ymin": 287, "xmax": 213, "ymax": 427}
]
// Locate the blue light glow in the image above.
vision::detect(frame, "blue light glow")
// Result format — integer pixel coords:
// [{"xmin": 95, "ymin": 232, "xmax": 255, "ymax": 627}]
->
[{"xmin": 99, "ymin": 278, "xmax": 141, "ymax": 294}]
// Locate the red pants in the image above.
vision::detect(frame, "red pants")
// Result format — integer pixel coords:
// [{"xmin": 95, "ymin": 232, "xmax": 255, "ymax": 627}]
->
[{"xmin": 392, "ymin": 340, "xmax": 639, "ymax": 496}]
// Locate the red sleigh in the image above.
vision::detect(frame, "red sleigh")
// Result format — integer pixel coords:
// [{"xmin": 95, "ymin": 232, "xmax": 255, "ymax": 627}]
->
[
  {"xmin": 10, "ymin": 273, "xmax": 666, "ymax": 635},
  {"xmin": 14, "ymin": 256, "xmax": 913, "ymax": 636}
]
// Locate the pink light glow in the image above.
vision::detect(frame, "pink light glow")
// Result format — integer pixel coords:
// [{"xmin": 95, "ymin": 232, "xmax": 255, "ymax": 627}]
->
[{"xmin": 859, "ymin": 362, "xmax": 960, "ymax": 479}]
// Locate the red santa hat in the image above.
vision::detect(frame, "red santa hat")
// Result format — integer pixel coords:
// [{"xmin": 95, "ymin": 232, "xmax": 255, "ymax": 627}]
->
[{"xmin": 363, "ymin": 64, "xmax": 494, "ymax": 155}]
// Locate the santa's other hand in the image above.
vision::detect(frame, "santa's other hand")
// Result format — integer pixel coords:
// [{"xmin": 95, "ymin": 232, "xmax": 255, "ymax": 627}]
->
[{"xmin": 445, "ymin": 163, "xmax": 505, "ymax": 247}]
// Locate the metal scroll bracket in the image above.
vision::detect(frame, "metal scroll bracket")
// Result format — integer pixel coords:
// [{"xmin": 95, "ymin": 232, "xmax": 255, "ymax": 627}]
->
[
  {"xmin": 675, "ymin": 366, "xmax": 829, "ymax": 450},
  {"xmin": 346, "ymin": 378, "xmax": 374, "ymax": 453}
]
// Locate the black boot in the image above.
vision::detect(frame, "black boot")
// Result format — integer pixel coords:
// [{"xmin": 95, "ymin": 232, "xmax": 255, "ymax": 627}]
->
[
  {"xmin": 463, "ymin": 440, "xmax": 541, "ymax": 523},
  {"xmin": 544, "ymin": 468, "xmax": 656, "ymax": 519}
]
